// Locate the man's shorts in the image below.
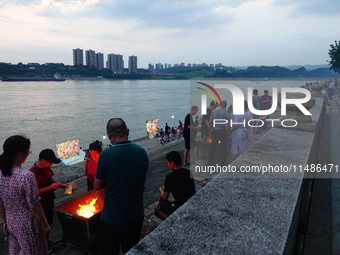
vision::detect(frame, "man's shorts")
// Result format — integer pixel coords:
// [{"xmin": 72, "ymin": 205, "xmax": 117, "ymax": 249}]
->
[
  {"xmin": 157, "ymin": 200, "xmax": 177, "ymax": 216},
  {"xmin": 184, "ymin": 136, "xmax": 198, "ymax": 150}
]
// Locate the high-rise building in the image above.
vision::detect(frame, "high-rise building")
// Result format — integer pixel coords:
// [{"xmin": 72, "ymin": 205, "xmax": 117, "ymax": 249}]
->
[
  {"xmin": 148, "ymin": 63, "xmax": 154, "ymax": 71},
  {"xmin": 116, "ymin": 55, "xmax": 124, "ymax": 72},
  {"xmin": 107, "ymin": 54, "xmax": 124, "ymax": 73},
  {"xmin": 155, "ymin": 63, "xmax": 163, "ymax": 70},
  {"xmin": 128, "ymin": 55, "xmax": 138, "ymax": 73},
  {"xmin": 85, "ymin": 49, "xmax": 96, "ymax": 68},
  {"xmin": 73, "ymin": 48, "xmax": 84, "ymax": 66},
  {"xmin": 95, "ymin": 52, "xmax": 104, "ymax": 70}
]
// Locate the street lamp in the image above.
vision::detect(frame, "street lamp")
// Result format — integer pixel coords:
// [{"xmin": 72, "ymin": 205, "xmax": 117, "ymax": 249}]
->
[{"xmin": 171, "ymin": 115, "xmax": 175, "ymax": 127}]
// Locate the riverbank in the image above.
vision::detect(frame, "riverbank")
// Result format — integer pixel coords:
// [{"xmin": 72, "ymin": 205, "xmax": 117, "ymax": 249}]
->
[{"xmin": 0, "ymin": 125, "xmax": 271, "ymax": 255}]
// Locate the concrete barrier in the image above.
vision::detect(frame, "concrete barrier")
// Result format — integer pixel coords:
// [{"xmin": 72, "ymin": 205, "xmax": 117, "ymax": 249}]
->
[{"xmin": 128, "ymin": 96, "xmax": 326, "ymax": 255}]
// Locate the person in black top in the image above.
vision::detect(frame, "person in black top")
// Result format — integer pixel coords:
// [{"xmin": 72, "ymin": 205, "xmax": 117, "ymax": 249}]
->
[
  {"xmin": 155, "ymin": 151, "xmax": 196, "ymax": 220},
  {"xmin": 183, "ymin": 106, "xmax": 201, "ymax": 165},
  {"xmin": 201, "ymin": 100, "xmax": 218, "ymax": 139},
  {"xmin": 165, "ymin": 123, "xmax": 170, "ymax": 142},
  {"xmin": 178, "ymin": 120, "xmax": 183, "ymax": 130},
  {"xmin": 159, "ymin": 128, "xmax": 165, "ymax": 145}
]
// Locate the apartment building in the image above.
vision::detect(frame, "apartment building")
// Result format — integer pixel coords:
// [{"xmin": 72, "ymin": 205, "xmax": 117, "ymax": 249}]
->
[{"xmin": 73, "ymin": 48, "xmax": 84, "ymax": 66}]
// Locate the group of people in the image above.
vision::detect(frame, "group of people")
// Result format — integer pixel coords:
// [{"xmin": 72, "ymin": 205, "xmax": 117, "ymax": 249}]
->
[
  {"xmin": 182, "ymin": 89, "xmax": 274, "ymax": 165},
  {"xmin": 92, "ymin": 118, "xmax": 195, "ymax": 253},
  {"xmin": 0, "ymin": 117, "xmax": 196, "ymax": 255},
  {"xmin": 158, "ymin": 122, "xmax": 184, "ymax": 145}
]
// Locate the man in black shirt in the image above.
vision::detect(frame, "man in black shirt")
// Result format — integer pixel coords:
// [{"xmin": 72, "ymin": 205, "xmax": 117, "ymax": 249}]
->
[
  {"xmin": 155, "ymin": 151, "xmax": 196, "ymax": 220},
  {"xmin": 201, "ymin": 101, "xmax": 217, "ymax": 139},
  {"xmin": 183, "ymin": 106, "xmax": 201, "ymax": 165},
  {"xmin": 165, "ymin": 123, "xmax": 170, "ymax": 142}
]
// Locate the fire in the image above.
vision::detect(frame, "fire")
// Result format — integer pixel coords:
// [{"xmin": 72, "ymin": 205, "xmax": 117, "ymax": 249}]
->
[{"xmin": 77, "ymin": 198, "xmax": 98, "ymax": 218}]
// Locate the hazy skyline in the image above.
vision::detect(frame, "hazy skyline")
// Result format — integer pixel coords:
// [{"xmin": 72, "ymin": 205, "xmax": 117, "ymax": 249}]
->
[{"xmin": 0, "ymin": 0, "xmax": 339, "ymax": 68}]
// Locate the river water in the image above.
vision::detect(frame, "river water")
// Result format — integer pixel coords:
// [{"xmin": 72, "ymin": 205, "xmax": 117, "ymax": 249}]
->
[{"xmin": 0, "ymin": 78, "xmax": 322, "ymax": 168}]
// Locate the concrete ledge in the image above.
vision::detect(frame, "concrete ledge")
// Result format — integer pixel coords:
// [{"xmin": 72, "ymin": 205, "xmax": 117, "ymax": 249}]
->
[
  {"xmin": 131, "ymin": 178, "xmax": 302, "ymax": 254},
  {"xmin": 128, "ymin": 97, "xmax": 325, "ymax": 255}
]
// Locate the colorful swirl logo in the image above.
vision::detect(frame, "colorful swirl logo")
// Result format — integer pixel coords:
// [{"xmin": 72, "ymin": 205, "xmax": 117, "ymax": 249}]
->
[{"xmin": 196, "ymin": 82, "xmax": 222, "ymax": 106}]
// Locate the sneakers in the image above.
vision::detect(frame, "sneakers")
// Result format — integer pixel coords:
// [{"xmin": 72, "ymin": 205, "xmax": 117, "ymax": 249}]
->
[{"xmin": 48, "ymin": 240, "xmax": 61, "ymax": 254}]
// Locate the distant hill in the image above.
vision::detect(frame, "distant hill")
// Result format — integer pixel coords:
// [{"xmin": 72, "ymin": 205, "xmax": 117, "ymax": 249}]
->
[
  {"xmin": 210, "ymin": 65, "xmax": 340, "ymax": 78},
  {"xmin": 1, "ymin": 62, "xmax": 338, "ymax": 80},
  {"xmin": 233, "ymin": 64, "xmax": 329, "ymax": 71},
  {"xmin": 283, "ymin": 64, "xmax": 329, "ymax": 71}
]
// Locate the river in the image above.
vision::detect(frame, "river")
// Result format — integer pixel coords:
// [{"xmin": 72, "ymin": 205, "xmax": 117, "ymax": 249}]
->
[{"xmin": 0, "ymin": 78, "xmax": 322, "ymax": 168}]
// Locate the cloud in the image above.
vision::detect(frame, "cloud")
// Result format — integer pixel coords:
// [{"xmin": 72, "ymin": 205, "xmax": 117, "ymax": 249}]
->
[
  {"xmin": 35, "ymin": 0, "xmax": 248, "ymax": 29},
  {"xmin": 0, "ymin": 0, "xmax": 37, "ymax": 6},
  {"xmin": 40, "ymin": 0, "xmax": 101, "ymax": 14},
  {"xmin": 0, "ymin": 0, "xmax": 338, "ymax": 66},
  {"xmin": 273, "ymin": 0, "xmax": 340, "ymax": 16}
]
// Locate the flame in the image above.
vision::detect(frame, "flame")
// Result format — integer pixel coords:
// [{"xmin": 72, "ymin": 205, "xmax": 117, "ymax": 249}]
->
[
  {"xmin": 65, "ymin": 189, "xmax": 72, "ymax": 195},
  {"xmin": 77, "ymin": 198, "xmax": 98, "ymax": 218}
]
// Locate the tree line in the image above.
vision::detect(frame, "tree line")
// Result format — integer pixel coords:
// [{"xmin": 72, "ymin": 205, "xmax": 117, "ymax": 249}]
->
[{"xmin": 1, "ymin": 43, "xmax": 340, "ymax": 80}]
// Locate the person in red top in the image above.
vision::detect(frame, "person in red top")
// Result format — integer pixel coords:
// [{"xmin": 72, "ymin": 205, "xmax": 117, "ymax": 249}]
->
[
  {"xmin": 29, "ymin": 149, "xmax": 68, "ymax": 252},
  {"xmin": 84, "ymin": 140, "xmax": 102, "ymax": 191}
]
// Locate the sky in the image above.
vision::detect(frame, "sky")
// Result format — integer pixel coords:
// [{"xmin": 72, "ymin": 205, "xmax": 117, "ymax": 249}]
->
[{"xmin": 0, "ymin": 0, "xmax": 340, "ymax": 68}]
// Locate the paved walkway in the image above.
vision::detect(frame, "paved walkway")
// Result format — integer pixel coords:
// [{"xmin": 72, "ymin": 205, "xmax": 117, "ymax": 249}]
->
[
  {"xmin": 303, "ymin": 92, "xmax": 340, "ymax": 255},
  {"xmin": 331, "ymin": 114, "xmax": 340, "ymax": 255}
]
